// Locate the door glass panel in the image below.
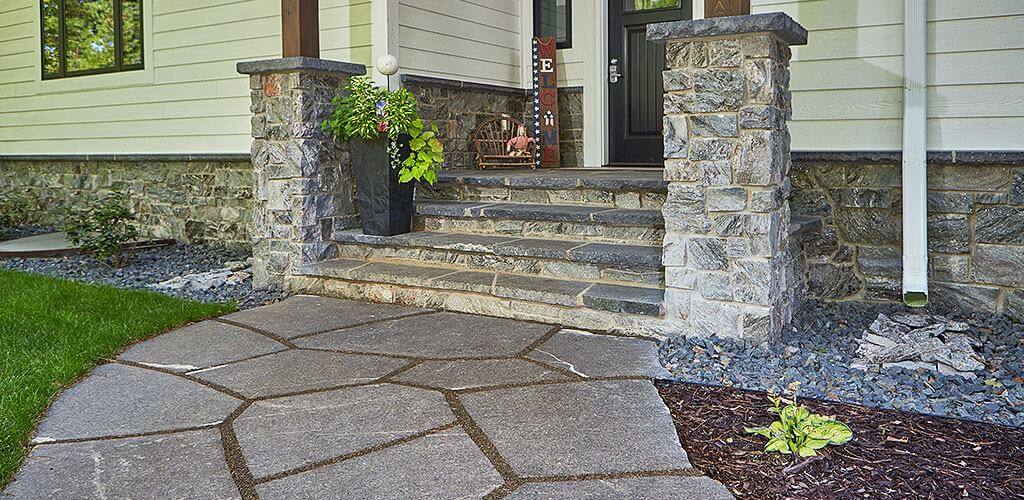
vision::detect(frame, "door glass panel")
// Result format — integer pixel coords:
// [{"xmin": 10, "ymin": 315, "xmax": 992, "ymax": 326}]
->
[
  {"xmin": 626, "ymin": 0, "xmax": 681, "ymax": 12},
  {"xmin": 65, "ymin": 0, "xmax": 116, "ymax": 73}
]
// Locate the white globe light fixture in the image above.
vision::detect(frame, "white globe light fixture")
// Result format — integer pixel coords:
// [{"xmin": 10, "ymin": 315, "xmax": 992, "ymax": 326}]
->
[{"xmin": 376, "ymin": 55, "xmax": 399, "ymax": 76}]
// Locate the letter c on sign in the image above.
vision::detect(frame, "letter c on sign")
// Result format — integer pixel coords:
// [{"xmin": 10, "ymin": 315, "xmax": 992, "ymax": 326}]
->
[{"xmin": 540, "ymin": 58, "xmax": 553, "ymax": 72}]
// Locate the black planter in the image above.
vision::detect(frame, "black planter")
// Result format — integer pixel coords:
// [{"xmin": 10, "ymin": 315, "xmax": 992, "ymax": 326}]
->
[{"xmin": 349, "ymin": 136, "xmax": 414, "ymax": 236}]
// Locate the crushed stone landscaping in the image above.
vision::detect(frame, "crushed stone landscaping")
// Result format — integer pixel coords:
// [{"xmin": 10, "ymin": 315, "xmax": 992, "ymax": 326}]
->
[
  {"xmin": 659, "ymin": 301, "xmax": 1024, "ymax": 428},
  {"xmin": 0, "ymin": 242, "xmax": 287, "ymax": 309}
]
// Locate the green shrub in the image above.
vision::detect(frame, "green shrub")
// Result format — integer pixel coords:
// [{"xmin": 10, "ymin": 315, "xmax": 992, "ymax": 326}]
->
[
  {"xmin": 322, "ymin": 76, "xmax": 442, "ymax": 185},
  {"xmin": 745, "ymin": 396, "xmax": 853, "ymax": 458},
  {"xmin": 62, "ymin": 190, "xmax": 139, "ymax": 268},
  {"xmin": 0, "ymin": 192, "xmax": 32, "ymax": 228}
]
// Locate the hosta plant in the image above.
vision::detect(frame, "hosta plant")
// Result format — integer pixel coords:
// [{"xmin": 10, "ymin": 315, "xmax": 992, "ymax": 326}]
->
[
  {"xmin": 745, "ymin": 396, "xmax": 853, "ymax": 458},
  {"xmin": 322, "ymin": 76, "xmax": 442, "ymax": 185},
  {"xmin": 62, "ymin": 190, "xmax": 139, "ymax": 268}
]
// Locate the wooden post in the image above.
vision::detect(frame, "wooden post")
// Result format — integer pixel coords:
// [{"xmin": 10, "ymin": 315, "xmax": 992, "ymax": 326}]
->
[
  {"xmin": 704, "ymin": 0, "xmax": 750, "ymax": 18},
  {"xmin": 282, "ymin": 0, "xmax": 319, "ymax": 57}
]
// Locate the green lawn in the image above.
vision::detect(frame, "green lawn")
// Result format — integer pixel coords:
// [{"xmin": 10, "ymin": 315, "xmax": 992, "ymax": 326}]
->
[{"xmin": 0, "ymin": 269, "xmax": 235, "ymax": 486}]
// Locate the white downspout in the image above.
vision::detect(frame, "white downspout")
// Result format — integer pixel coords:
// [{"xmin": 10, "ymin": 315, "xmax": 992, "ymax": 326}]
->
[{"xmin": 902, "ymin": 0, "xmax": 928, "ymax": 306}]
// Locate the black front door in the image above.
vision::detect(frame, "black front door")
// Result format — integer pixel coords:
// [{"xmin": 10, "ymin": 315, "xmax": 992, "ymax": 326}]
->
[{"xmin": 608, "ymin": 0, "xmax": 689, "ymax": 165}]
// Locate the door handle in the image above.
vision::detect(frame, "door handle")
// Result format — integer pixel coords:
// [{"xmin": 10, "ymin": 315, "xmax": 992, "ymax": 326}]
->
[{"xmin": 609, "ymin": 58, "xmax": 622, "ymax": 83}]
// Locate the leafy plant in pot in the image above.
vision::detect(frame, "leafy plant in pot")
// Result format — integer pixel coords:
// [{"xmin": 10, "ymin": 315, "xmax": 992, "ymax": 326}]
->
[{"xmin": 322, "ymin": 76, "xmax": 443, "ymax": 236}]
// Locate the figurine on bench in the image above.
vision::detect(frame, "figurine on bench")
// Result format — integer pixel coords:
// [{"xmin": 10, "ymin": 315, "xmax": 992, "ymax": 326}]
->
[{"xmin": 473, "ymin": 116, "xmax": 537, "ymax": 169}]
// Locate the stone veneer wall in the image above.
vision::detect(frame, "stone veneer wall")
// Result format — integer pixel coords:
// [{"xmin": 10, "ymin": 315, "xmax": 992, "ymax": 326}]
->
[
  {"xmin": 402, "ymin": 75, "xmax": 585, "ymax": 169},
  {"xmin": 402, "ymin": 76, "xmax": 530, "ymax": 170},
  {"xmin": 0, "ymin": 157, "xmax": 251, "ymax": 246},
  {"xmin": 792, "ymin": 158, "xmax": 1024, "ymax": 320}
]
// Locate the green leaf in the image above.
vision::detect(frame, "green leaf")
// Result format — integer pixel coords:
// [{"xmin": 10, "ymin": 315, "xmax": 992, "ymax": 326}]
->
[
  {"xmin": 804, "ymin": 420, "xmax": 853, "ymax": 445},
  {"xmin": 797, "ymin": 445, "xmax": 818, "ymax": 458},
  {"xmin": 424, "ymin": 170, "xmax": 437, "ymax": 185},
  {"xmin": 410, "ymin": 137, "xmax": 426, "ymax": 151},
  {"xmin": 745, "ymin": 426, "xmax": 771, "ymax": 438}
]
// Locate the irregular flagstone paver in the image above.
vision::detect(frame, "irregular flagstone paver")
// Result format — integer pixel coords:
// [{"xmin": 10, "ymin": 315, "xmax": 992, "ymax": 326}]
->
[
  {"xmin": 1, "ymin": 430, "xmax": 238, "ymax": 499},
  {"xmin": 221, "ymin": 295, "xmax": 428, "ymax": 339},
  {"xmin": 527, "ymin": 329, "xmax": 672, "ymax": 379},
  {"xmin": 256, "ymin": 428, "xmax": 503, "ymax": 500},
  {"xmin": 294, "ymin": 312, "xmax": 552, "ymax": 358},
  {"xmin": 233, "ymin": 384, "xmax": 455, "ymax": 479},
  {"xmin": 119, "ymin": 320, "xmax": 286, "ymax": 372},
  {"xmin": 7, "ymin": 296, "xmax": 731, "ymax": 498},
  {"xmin": 393, "ymin": 359, "xmax": 568, "ymax": 390},
  {"xmin": 460, "ymin": 379, "xmax": 690, "ymax": 477},
  {"xmin": 507, "ymin": 476, "xmax": 734, "ymax": 499},
  {"xmin": 189, "ymin": 349, "xmax": 408, "ymax": 398},
  {"xmin": 32, "ymin": 364, "xmax": 240, "ymax": 442}
]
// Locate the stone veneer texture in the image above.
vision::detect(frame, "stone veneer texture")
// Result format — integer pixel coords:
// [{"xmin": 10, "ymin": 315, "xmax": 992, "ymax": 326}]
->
[
  {"xmin": 243, "ymin": 60, "xmax": 364, "ymax": 287},
  {"xmin": 792, "ymin": 160, "xmax": 1024, "ymax": 321},
  {"xmin": 0, "ymin": 158, "xmax": 251, "ymax": 246},
  {"xmin": 404, "ymin": 77, "xmax": 583, "ymax": 169},
  {"xmin": 657, "ymin": 26, "xmax": 803, "ymax": 342}
]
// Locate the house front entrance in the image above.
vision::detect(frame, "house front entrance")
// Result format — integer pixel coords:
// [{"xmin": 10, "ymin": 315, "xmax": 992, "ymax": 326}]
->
[{"xmin": 607, "ymin": 0, "xmax": 690, "ymax": 166}]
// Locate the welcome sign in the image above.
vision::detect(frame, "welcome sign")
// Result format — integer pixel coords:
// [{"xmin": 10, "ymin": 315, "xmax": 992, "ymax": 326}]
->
[{"xmin": 532, "ymin": 37, "xmax": 559, "ymax": 168}]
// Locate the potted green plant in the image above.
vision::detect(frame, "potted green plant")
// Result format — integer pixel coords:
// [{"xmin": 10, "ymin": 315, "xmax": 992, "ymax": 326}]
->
[{"xmin": 322, "ymin": 76, "xmax": 443, "ymax": 236}]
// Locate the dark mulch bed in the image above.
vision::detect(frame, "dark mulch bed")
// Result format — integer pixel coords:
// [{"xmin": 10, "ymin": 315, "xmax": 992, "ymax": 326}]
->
[{"xmin": 658, "ymin": 381, "xmax": 1024, "ymax": 499}]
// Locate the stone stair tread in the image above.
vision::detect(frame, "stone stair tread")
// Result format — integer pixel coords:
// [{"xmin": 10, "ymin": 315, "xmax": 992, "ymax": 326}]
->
[
  {"xmin": 435, "ymin": 168, "xmax": 668, "ymax": 192},
  {"xmin": 333, "ymin": 230, "xmax": 663, "ymax": 269},
  {"xmin": 416, "ymin": 200, "xmax": 665, "ymax": 226},
  {"xmin": 303, "ymin": 258, "xmax": 664, "ymax": 317}
]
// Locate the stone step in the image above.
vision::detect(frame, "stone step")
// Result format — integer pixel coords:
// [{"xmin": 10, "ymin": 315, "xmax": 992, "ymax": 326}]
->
[
  {"xmin": 299, "ymin": 259, "xmax": 665, "ymax": 334},
  {"xmin": 415, "ymin": 200, "xmax": 665, "ymax": 246},
  {"xmin": 331, "ymin": 230, "xmax": 664, "ymax": 286},
  {"xmin": 418, "ymin": 168, "xmax": 667, "ymax": 210}
]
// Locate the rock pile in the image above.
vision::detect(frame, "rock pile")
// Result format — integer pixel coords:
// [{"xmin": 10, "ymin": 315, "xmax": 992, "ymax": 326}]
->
[
  {"xmin": 852, "ymin": 313, "xmax": 985, "ymax": 378},
  {"xmin": 148, "ymin": 259, "xmax": 252, "ymax": 294}
]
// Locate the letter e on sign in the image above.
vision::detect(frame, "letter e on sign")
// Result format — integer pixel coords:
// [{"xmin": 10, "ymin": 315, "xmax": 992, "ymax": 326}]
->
[{"xmin": 540, "ymin": 58, "xmax": 554, "ymax": 73}]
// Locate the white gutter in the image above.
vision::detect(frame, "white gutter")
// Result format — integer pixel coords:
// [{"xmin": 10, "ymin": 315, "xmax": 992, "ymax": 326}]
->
[{"xmin": 902, "ymin": 0, "xmax": 928, "ymax": 307}]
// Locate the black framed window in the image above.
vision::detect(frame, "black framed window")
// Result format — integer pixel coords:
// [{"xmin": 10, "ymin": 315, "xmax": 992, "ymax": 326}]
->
[
  {"xmin": 534, "ymin": 0, "xmax": 571, "ymax": 49},
  {"xmin": 41, "ymin": 0, "xmax": 144, "ymax": 80}
]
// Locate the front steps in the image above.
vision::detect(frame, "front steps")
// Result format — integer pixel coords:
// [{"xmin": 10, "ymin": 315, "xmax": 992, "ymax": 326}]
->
[{"xmin": 294, "ymin": 168, "xmax": 675, "ymax": 337}]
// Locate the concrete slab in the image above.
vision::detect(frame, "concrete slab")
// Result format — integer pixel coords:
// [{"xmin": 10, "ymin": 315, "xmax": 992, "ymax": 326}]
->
[
  {"xmin": 233, "ymin": 384, "xmax": 454, "ymax": 479},
  {"xmin": 294, "ymin": 312, "xmax": 552, "ymax": 359},
  {"xmin": 393, "ymin": 359, "xmax": 567, "ymax": 390},
  {"xmin": 256, "ymin": 428, "xmax": 503, "ymax": 500},
  {"xmin": 507, "ymin": 476, "xmax": 733, "ymax": 499},
  {"xmin": 119, "ymin": 320, "xmax": 286, "ymax": 372},
  {"xmin": 221, "ymin": 295, "xmax": 428, "ymax": 339},
  {"xmin": 460, "ymin": 380, "xmax": 690, "ymax": 477},
  {"xmin": 190, "ymin": 350, "xmax": 408, "ymax": 398},
  {"xmin": 527, "ymin": 329, "xmax": 671, "ymax": 379},
  {"xmin": 32, "ymin": 364, "xmax": 240, "ymax": 442},
  {"xmin": 1, "ymin": 430, "xmax": 238, "ymax": 499}
]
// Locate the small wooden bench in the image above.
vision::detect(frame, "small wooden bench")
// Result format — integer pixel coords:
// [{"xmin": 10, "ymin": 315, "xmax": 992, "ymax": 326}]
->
[{"xmin": 473, "ymin": 116, "xmax": 536, "ymax": 170}]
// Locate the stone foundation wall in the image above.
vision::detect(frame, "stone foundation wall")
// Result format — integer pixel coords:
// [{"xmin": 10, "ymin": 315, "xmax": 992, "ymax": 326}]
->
[
  {"xmin": 0, "ymin": 157, "xmax": 251, "ymax": 246},
  {"xmin": 792, "ymin": 159, "xmax": 1024, "ymax": 319},
  {"xmin": 402, "ymin": 76, "xmax": 530, "ymax": 170}
]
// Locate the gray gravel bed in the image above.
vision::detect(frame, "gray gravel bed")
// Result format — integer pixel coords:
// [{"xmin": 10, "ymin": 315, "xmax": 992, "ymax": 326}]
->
[
  {"xmin": 659, "ymin": 301, "xmax": 1024, "ymax": 427},
  {"xmin": 1, "ymin": 242, "xmax": 289, "ymax": 310}
]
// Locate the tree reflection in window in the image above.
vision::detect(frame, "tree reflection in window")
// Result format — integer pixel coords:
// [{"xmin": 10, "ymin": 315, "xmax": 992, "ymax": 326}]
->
[{"xmin": 40, "ymin": 0, "xmax": 144, "ymax": 79}]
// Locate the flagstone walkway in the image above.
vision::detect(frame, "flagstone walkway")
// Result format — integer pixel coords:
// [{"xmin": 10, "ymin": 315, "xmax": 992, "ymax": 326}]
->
[{"xmin": 3, "ymin": 296, "xmax": 731, "ymax": 499}]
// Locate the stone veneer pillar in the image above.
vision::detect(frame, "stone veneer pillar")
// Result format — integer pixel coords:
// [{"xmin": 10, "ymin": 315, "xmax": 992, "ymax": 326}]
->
[
  {"xmin": 648, "ymin": 13, "xmax": 808, "ymax": 342},
  {"xmin": 238, "ymin": 57, "xmax": 366, "ymax": 287}
]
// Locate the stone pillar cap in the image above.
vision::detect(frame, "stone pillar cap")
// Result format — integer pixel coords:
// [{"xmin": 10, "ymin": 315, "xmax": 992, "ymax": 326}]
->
[
  {"xmin": 647, "ymin": 12, "xmax": 807, "ymax": 46},
  {"xmin": 237, "ymin": 56, "xmax": 367, "ymax": 76}
]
